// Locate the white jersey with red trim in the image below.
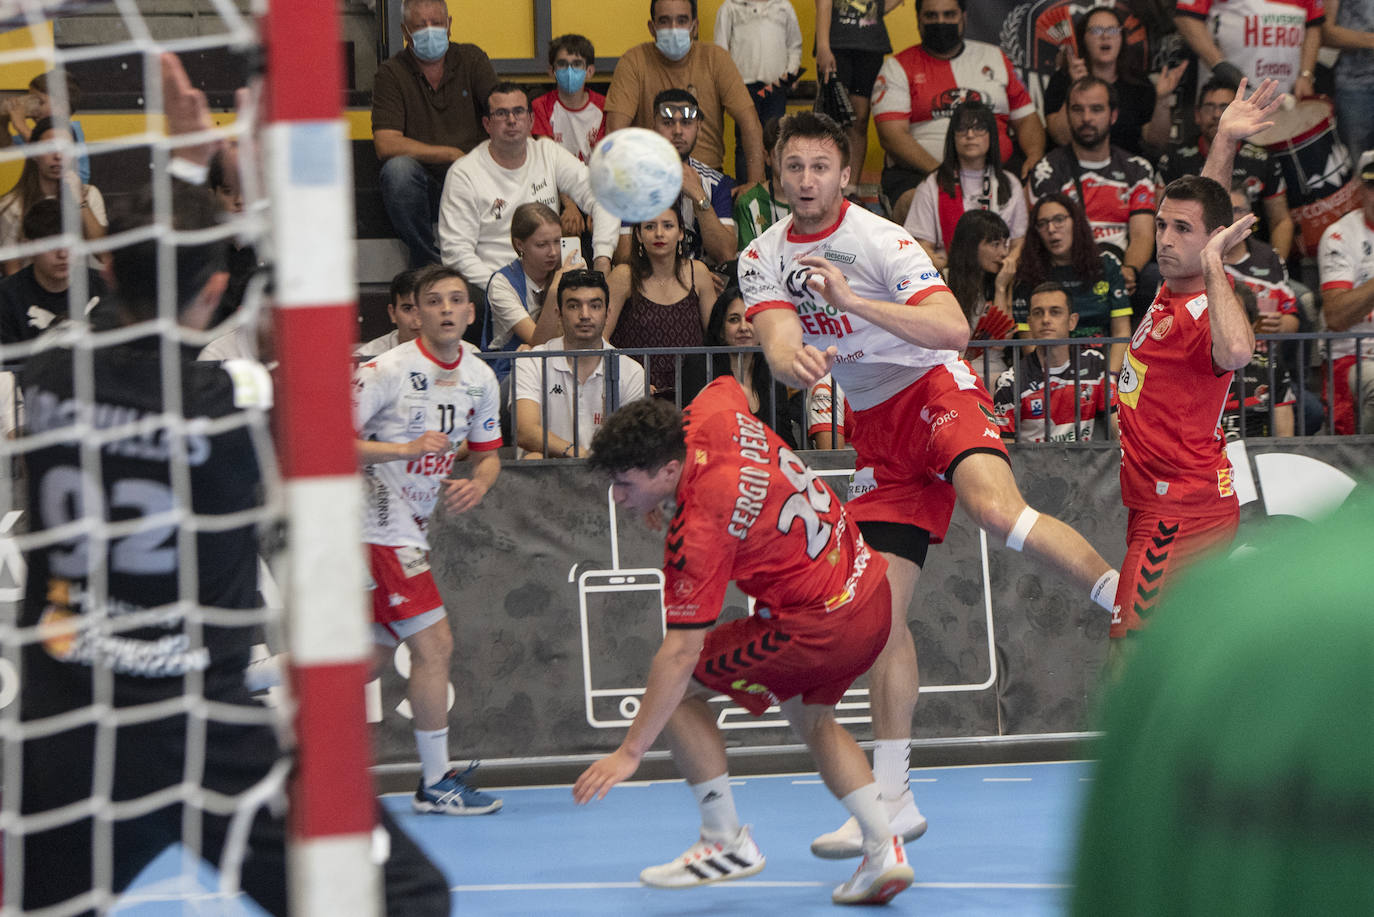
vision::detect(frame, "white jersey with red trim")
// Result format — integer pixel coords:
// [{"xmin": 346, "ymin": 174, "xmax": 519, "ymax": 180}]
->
[
  {"xmin": 354, "ymin": 338, "xmax": 502, "ymax": 549},
  {"xmin": 740, "ymin": 201, "xmax": 956, "ymax": 410},
  {"xmin": 1317, "ymin": 208, "xmax": 1374, "ymax": 361},
  {"xmin": 1176, "ymin": 0, "xmax": 1324, "ymax": 90}
]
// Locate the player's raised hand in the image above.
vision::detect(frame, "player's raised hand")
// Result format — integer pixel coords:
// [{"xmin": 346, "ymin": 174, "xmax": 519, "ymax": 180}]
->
[
  {"xmin": 161, "ymin": 52, "xmax": 218, "ymax": 166},
  {"xmin": 573, "ymin": 747, "xmax": 642, "ymax": 804},
  {"xmin": 1217, "ymin": 77, "xmax": 1281, "ymax": 143},
  {"xmin": 798, "ymin": 255, "xmax": 856, "ymax": 311},
  {"xmin": 1203, "ymin": 212, "xmax": 1257, "ymax": 263}
]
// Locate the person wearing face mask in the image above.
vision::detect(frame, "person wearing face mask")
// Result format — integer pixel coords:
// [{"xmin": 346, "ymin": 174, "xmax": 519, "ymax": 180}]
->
[
  {"xmin": 532, "ymin": 34, "xmax": 607, "ymax": 243},
  {"xmin": 871, "ymin": 0, "xmax": 1045, "ymax": 226},
  {"xmin": 372, "ymin": 0, "xmax": 497, "ymax": 268},
  {"xmin": 603, "ymin": 0, "xmax": 767, "ymax": 194}
]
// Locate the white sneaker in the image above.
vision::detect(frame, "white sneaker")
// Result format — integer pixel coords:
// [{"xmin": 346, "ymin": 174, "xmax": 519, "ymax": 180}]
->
[
  {"xmin": 832, "ymin": 836, "xmax": 914, "ymax": 905},
  {"xmin": 639, "ymin": 824, "xmax": 766, "ymax": 888},
  {"xmin": 810, "ymin": 790, "xmax": 928, "ymax": 859}
]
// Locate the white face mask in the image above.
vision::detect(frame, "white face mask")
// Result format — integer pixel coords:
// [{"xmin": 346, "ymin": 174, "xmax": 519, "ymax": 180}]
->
[
  {"xmin": 409, "ymin": 25, "xmax": 448, "ymax": 62},
  {"xmin": 655, "ymin": 27, "xmax": 692, "ymax": 61}
]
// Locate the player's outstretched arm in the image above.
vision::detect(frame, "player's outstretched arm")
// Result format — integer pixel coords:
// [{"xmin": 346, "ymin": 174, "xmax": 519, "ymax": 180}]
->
[
  {"xmin": 799, "ymin": 255, "xmax": 970, "ymax": 351},
  {"xmin": 1202, "ymin": 78, "xmax": 1281, "ymax": 187},
  {"xmin": 1202, "ymin": 214, "xmax": 1259, "ymax": 371},
  {"xmin": 751, "ymin": 307, "xmax": 838, "ymax": 388},
  {"xmin": 356, "ymin": 430, "xmax": 449, "ymax": 466},
  {"xmin": 442, "ymin": 448, "xmax": 500, "ymax": 515},
  {"xmin": 573, "ymin": 627, "xmax": 708, "ymax": 804}
]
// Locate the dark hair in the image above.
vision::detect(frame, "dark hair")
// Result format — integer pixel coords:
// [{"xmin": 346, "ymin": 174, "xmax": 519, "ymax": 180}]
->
[
  {"xmin": 1067, "ymin": 75, "xmax": 1118, "ymax": 112},
  {"xmin": 548, "ymin": 33, "xmax": 595, "ymax": 68},
  {"xmin": 1072, "ymin": 7, "xmax": 1144, "ymax": 84},
  {"xmin": 776, "ymin": 110, "xmax": 851, "ymax": 171},
  {"xmin": 21, "ymin": 197, "xmax": 62, "ymax": 241},
  {"xmin": 389, "ymin": 267, "xmax": 420, "ymax": 306},
  {"xmin": 30, "ymin": 70, "xmax": 83, "ymax": 112},
  {"xmin": 107, "ymin": 185, "xmax": 227, "ymax": 321},
  {"xmin": 1028, "ymin": 280, "xmax": 1073, "ymax": 310},
  {"xmin": 1234, "ymin": 281, "xmax": 1259, "ymax": 324},
  {"xmin": 1198, "ymin": 78, "xmax": 1238, "ymax": 103},
  {"xmin": 413, "ymin": 264, "xmax": 469, "ymax": 299},
  {"xmin": 945, "ymin": 210, "xmax": 1009, "ymax": 326},
  {"xmin": 653, "ymin": 87, "xmax": 701, "ymax": 114},
  {"xmin": 557, "ymin": 268, "xmax": 610, "ymax": 308},
  {"xmin": 704, "ymin": 284, "xmax": 769, "ymax": 390},
  {"xmin": 1161, "ymin": 175, "xmax": 1232, "ymax": 233},
  {"xmin": 762, "ymin": 116, "xmax": 782, "ymax": 158},
  {"xmin": 485, "ymin": 81, "xmax": 528, "ymax": 114},
  {"xmin": 588, "ymin": 396, "xmax": 686, "ymax": 474},
  {"xmin": 915, "ymin": 0, "xmax": 965, "ymax": 12},
  {"xmin": 649, "ymin": 0, "xmax": 697, "ymax": 19},
  {"xmin": 510, "ymin": 201, "xmax": 560, "ymax": 244},
  {"xmin": 630, "ymin": 208, "xmax": 692, "ymax": 296},
  {"xmin": 1017, "ymin": 192, "xmax": 1103, "ymax": 287},
  {"xmin": 937, "ymin": 100, "xmax": 1011, "ymax": 205},
  {"xmin": 207, "ymin": 148, "xmax": 236, "ymax": 193}
]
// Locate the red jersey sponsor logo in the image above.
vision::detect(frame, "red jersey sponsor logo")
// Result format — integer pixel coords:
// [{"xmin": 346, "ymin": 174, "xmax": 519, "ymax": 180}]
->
[
  {"xmin": 1150, "ymin": 315, "xmax": 1174, "ymax": 341},
  {"xmin": 405, "ymin": 451, "xmax": 457, "ymax": 476},
  {"xmin": 1217, "ymin": 467, "xmax": 1235, "ymax": 498}
]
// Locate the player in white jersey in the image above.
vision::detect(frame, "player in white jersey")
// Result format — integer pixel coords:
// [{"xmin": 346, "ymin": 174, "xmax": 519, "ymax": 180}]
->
[
  {"xmin": 741, "ymin": 112, "xmax": 1119, "ymax": 858},
  {"xmin": 353, "ymin": 264, "xmax": 504, "ymax": 815}
]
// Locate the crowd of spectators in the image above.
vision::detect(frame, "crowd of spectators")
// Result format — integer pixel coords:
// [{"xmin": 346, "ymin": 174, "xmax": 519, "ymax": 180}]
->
[{"xmin": 5, "ymin": 0, "xmax": 1373, "ymax": 445}]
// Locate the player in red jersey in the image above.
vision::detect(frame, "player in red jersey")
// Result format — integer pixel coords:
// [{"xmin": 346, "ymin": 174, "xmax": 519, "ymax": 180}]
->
[
  {"xmin": 572, "ymin": 378, "xmax": 913, "ymax": 906},
  {"xmin": 1112, "ymin": 78, "xmax": 1282, "ymax": 664}
]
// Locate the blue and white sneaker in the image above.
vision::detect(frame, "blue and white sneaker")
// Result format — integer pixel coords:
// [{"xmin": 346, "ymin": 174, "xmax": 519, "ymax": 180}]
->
[{"xmin": 412, "ymin": 763, "xmax": 502, "ymax": 815}]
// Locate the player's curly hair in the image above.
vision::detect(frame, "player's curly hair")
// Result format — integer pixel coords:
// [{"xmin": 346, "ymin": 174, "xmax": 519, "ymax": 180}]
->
[{"xmin": 588, "ymin": 397, "xmax": 686, "ymax": 474}]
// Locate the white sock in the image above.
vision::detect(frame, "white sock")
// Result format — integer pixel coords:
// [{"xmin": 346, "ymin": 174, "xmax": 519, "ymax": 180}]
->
[
  {"xmin": 415, "ymin": 728, "xmax": 450, "ymax": 788},
  {"xmin": 872, "ymin": 739, "xmax": 911, "ymax": 801},
  {"xmin": 690, "ymin": 774, "xmax": 741, "ymax": 842},
  {"xmin": 1090, "ymin": 569, "xmax": 1120, "ymax": 612},
  {"xmin": 840, "ymin": 783, "xmax": 892, "ymax": 859}
]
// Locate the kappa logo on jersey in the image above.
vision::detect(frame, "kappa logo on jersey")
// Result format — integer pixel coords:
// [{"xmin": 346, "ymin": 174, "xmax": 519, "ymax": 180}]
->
[
  {"xmin": 409, "ymin": 372, "xmax": 428, "ymax": 392},
  {"xmin": 745, "ymin": 248, "xmax": 761, "ymax": 260},
  {"xmin": 896, "ymin": 239, "xmax": 913, "ymax": 250}
]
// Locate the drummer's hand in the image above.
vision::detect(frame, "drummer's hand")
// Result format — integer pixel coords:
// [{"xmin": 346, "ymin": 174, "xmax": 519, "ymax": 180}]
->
[
  {"xmin": 1294, "ymin": 74, "xmax": 1315, "ymax": 100},
  {"xmin": 1216, "ymin": 77, "xmax": 1282, "ymax": 143}
]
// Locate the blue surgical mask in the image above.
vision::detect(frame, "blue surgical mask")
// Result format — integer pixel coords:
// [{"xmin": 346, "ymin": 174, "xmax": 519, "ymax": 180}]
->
[
  {"xmin": 655, "ymin": 28, "xmax": 692, "ymax": 62},
  {"xmin": 409, "ymin": 25, "xmax": 448, "ymax": 62},
  {"xmin": 555, "ymin": 65, "xmax": 587, "ymax": 94}
]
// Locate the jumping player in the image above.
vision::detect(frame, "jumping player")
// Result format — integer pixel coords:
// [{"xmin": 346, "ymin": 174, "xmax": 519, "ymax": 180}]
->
[
  {"xmin": 740, "ymin": 110, "xmax": 1119, "ymax": 857},
  {"xmin": 1111, "ymin": 77, "xmax": 1281, "ymax": 660},
  {"xmin": 573, "ymin": 380, "xmax": 914, "ymax": 906},
  {"xmin": 354, "ymin": 263, "xmax": 504, "ymax": 814},
  {"xmin": 13, "ymin": 53, "xmax": 448, "ymax": 915}
]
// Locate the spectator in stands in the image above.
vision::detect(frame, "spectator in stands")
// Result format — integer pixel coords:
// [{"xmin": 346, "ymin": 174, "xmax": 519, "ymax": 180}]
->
[
  {"xmin": 0, "ymin": 118, "xmax": 106, "ymax": 276},
  {"xmin": 1157, "ymin": 79, "xmax": 1294, "ymax": 262},
  {"xmin": 207, "ymin": 146, "xmax": 260, "ymax": 324},
  {"xmin": 944, "ymin": 209, "xmax": 1016, "ymax": 387},
  {"xmin": 1029, "ymin": 77, "xmax": 1156, "ymax": 311},
  {"xmin": 1222, "ymin": 283, "xmax": 1296, "ymax": 438},
  {"xmin": 372, "ymin": 0, "xmax": 498, "ymax": 268},
  {"xmin": 604, "ymin": 0, "xmax": 767, "ymax": 189},
  {"xmin": 439, "ymin": 82, "xmax": 615, "ymax": 297},
  {"xmin": 482, "ymin": 202, "xmax": 568, "ymax": 380},
  {"xmin": 0, "ymin": 70, "xmax": 90, "ymax": 183},
  {"xmin": 714, "ymin": 0, "xmax": 802, "ymax": 179},
  {"xmin": 1176, "ymin": 0, "xmax": 1322, "ymax": 96},
  {"xmin": 1043, "ymin": 7, "xmax": 1184, "ymax": 156},
  {"xmin": 993, "ymin": 281, "xmax": 1117, "ymax": 443},
  {"xmin": 1326, "ymin": 0, "xmax": 1374, "ymax": 159},
  {"xmin": 904, "ymin": 99, "xmax": 1026, "ymax": 271},
  {"xmin": 532, "ymin": 33, "xmax": 606, "ymax": 241},
  {"xmin": 0, "ymin": 198, "xmax": 105, "ymax": 344},
  {"xmin": 734, "ymin": 116, "xmax": 790, "ymax": 250},
  {"xmin": 704, "ymin": 284, "xmax": 801, "ymax": 447},
  {"xmin": 1013, "ymin": 193, "xmax": 1131, "ymax": 373},
  {"xmin": 1222, "ymin": 184, "xmax": 1300, "ymax": 337},
  {"xmin": 872, "ymin": 0, "xmax": 1044, "ymax": 225},
  {"xmin": 616, "ymin": 89, "xmax": 735, "ymax": 267},
  {"xmin": 805, "ymin": 373, "xmax": 849, "ymax": 449},
  {"xmin": 814, "ymin": 0, "xmax": 905, "ymax": 200},
  {"xmin": 606, "ymin": 207, "xmax": 715, "ymax": 404},
  {"xmin": 356, "ymin": 268, "xmax": 423, "ymax": 359},
  {"xmin": 1317, "ymin": 149, "xmax": 1374, "ymax": 434},
  {"xmin": 514, "ymin": 268, "xmax": 646, "ymax": 458}
]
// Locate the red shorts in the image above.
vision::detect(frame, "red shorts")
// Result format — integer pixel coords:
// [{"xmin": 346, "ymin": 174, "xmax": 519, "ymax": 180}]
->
[
  {"xmin": 1111, "ymin": 507, "xmax": 1238, "ymax": 638},
  {"xmin": 847, "ymin": 362, "xmax": 1009, "ymax": 542},
  {"xmin": 1327, "ymin": 354, "xmax": 1371, "ymax": 435},
  {"xmin": 367, "ymin": 543, "xmax": 443, "ymax": 626},
  {"xmin": 692, "ymin": 573, "xmax": 892, "ymax": 716}
]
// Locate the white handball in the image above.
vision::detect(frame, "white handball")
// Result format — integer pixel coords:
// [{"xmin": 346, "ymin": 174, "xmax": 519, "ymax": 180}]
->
[{"xmin": 588, "ymin": 128, "xmax": 684, "ymax": 223}]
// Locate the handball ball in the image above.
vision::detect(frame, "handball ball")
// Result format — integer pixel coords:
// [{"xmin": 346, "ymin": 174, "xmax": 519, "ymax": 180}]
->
[{"xmin": 589, "ymin": 128, "xmax": 684, "ymax": 223}]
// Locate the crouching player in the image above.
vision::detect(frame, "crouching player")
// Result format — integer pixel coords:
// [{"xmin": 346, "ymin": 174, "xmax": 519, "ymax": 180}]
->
[{"xmin": 572, "ymin": 377, "xmax": 913, "ymax": 905}]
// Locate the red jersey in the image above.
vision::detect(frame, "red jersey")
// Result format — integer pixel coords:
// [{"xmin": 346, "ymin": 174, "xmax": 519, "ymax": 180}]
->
[
  {"xmin": 664, "ymin": 377, "xmax": 885, "ymax": 629},
  {"xmin": 1117, "ymin": 284, "xmax": 1238, "ymax": 513}
]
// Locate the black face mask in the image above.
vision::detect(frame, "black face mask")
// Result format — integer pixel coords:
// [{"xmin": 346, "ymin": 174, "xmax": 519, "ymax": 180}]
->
[{"xmin": 922, "ymin": 22, "xmax": 961, "ymax": 54}]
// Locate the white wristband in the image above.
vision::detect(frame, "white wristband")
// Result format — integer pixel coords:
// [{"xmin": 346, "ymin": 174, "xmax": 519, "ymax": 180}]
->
[{"xmin": 168, "ymin": 157, "xmax": 209, "ymax": 186}]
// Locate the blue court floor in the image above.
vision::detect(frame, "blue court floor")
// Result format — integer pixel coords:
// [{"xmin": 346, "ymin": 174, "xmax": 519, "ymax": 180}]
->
[{"xmin": 115, "ymin": 759, "xmax": 1092, "ymax": 915}]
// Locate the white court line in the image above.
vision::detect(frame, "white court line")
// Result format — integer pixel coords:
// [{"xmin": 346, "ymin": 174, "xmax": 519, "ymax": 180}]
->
[
  {"xmin": 452, "ymin": 881, "xmax": 1071, "ymax": 892},
  {"xmin": 911, "ymin": 777, "xmax": 938, "ymax": 782},
  {"xmin": 791, "ymin": 779, "xmax": 823, "ymax": 784},
  {"xmin": 983, "ymin": 777, "xmax": 1033, "ymax": 782}
]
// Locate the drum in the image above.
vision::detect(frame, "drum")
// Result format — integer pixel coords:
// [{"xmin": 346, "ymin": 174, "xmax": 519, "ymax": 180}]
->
[{"xmin": 1251, "ymin": 98, "xmax": 1361, "ymax": 257}]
